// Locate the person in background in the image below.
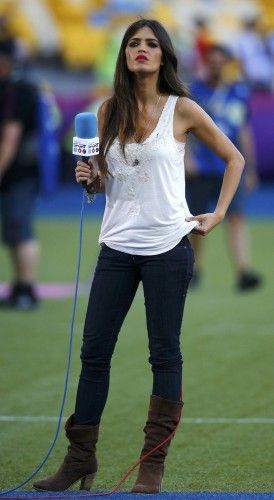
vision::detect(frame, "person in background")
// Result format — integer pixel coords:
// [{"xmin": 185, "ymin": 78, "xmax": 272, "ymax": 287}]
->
[
  {"xmin": 0, "ymin": 39, "xmax": 40, "ymax": 310},
  {"xmin": 191, "ymin": 16, "xmax": 214, "ymax": 78},
  {"xmin": 265, "ymin": 29, "xmax": 274, "ymax": 90},
  {"xmin": 232, "ymin": 16, "xmax": 272, "ymax": 90},
  {"xmin": 33, "ymin": 19, "xmax": 244, "ymax": 494},
  {"xmin": 186, "ymin": 43, "xmax": 262, "ymax": 291}
]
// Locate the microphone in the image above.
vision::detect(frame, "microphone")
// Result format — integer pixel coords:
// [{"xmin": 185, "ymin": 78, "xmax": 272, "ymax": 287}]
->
[{"xmin": 73, "ymin": 112, "xmax": 99, "ymax": 187}]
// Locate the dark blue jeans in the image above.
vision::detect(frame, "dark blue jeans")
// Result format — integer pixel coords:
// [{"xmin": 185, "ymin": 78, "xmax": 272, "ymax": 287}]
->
[{"xmin": 74, "ymin": 236, "xmax": 194, "ymax": 425}]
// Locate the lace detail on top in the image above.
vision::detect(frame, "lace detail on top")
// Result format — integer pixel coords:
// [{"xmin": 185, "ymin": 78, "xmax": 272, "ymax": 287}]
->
[{"xmin": 105, "ymin": 96, "xmax": 183, "ymax": 217}]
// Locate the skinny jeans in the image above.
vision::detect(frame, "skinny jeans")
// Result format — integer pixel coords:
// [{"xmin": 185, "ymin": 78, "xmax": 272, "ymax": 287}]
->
[{"xmin": 74, "ymin": 235, "xmax": 194, "ymax": 425}]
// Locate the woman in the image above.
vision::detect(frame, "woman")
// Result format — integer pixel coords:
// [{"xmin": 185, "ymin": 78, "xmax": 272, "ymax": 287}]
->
[{"xmin": 34, "ymin": 19, "xmax": 244, "ymax": 493}]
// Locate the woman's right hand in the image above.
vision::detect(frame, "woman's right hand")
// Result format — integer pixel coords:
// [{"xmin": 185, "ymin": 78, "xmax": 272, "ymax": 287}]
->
[{"xmin": 75, "ymin": 159, "xmax": 98, "ymax": 187}]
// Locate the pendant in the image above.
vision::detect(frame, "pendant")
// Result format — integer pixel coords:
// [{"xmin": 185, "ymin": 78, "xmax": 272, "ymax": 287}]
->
[{"xmin": 133, "ymin": 159, "xmax": 140, "ymax": 166}]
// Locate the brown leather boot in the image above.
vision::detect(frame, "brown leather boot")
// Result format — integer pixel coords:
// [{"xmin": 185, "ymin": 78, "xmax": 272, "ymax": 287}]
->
[
  {"xmin": 132, "ymin": 395, "xmax": 183, "ymax": 494},
  {"xmin": 33, "ymin": 415, "xmax": 99, "ymax": 491}
]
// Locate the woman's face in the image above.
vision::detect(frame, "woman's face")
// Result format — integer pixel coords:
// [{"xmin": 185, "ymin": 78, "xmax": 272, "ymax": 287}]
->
[{"xmin": 125, "ymin": 26, "xmax": 163, "ymax": 75}]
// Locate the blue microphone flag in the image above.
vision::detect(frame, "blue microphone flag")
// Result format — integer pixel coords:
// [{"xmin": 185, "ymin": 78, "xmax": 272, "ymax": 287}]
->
[{"xmin": 73, "ymin": 112, "xmax": 99, "ymax": 157}]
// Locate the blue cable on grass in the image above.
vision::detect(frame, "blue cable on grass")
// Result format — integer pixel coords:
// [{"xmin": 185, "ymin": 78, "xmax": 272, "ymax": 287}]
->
[{"xmin": 0, "ymin": 191, "xmax": 86, "ymax": 495}]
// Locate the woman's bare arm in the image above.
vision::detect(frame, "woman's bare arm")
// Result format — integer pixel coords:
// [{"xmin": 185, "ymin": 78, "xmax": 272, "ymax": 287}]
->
[{"xmin": 177, "ymin": 97, "xmax": 245, "ymax": 235}]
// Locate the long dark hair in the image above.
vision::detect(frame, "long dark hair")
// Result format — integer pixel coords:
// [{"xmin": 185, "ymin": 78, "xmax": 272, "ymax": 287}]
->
[{"xmin": 99, "ymin": 19, "xmax": 189, "ymax": 175}]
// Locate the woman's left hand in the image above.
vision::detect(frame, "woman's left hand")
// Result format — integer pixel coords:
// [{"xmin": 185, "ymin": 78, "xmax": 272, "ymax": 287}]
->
[{"xmin": 186, "ymin": 212, "xmax": 224, "ymax": 236}]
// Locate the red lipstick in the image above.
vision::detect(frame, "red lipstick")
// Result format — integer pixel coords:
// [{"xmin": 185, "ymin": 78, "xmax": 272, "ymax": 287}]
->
[{"xmin": 135, "ymin": 55, "xmax": 148, "ymax": 61}]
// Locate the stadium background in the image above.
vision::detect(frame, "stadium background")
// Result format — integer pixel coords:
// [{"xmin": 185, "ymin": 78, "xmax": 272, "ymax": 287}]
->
[{"xmin": 0, "ymin": 0, "xmax": 274, "ymax": 496}]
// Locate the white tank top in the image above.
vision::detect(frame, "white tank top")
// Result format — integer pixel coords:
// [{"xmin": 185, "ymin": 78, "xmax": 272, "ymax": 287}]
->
[{"xmin": 99, "ymin": 95, "xmax": 198, "ymax": 255}]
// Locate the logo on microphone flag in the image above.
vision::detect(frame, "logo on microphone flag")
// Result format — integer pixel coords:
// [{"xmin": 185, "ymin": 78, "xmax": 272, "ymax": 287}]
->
[{"xmin": 72, "ymin": 136, "xmax": 99, "ymax": 157}]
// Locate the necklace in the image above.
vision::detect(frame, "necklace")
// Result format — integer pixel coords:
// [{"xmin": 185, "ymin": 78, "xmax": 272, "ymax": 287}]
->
[{"xmin": 132, "ymin": 94, "xmax": 162, "ymax": 167}]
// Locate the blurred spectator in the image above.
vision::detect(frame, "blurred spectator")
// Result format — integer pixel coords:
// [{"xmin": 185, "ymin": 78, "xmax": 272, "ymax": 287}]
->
[
  {"xmin": 36, "ymin": 81, "xmax": 62, "ymax": 195},
  {"xmin": 0, "ymin": 16, "xmax": 16, "ymax": 57},
  {"xmin": 0, "ymin": 39, "xmax": 40, "ymax": 310},
  {"xmin": 0, "ymin": 14, "xmax": 29, "ymax": 62},
  {"xmin": 265, "ymin": 30, "xmax": 274, "ymax": 90},
  {"xmin": 185, "ymin": 44, "xmax": 263, "ymax": 291},
  {"xmin": 192, "ymin": 16, "xmax": 214, "ymax": 78},
  {"xmin": 232, "ymin": 16, "xmax": 272, "ymax": 90}
]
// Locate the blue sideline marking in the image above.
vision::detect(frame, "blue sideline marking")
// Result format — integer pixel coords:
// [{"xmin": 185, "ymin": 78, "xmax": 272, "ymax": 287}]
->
[
  {"xmin": 35, "ymin": 184, "xmax": 274, "ymax": 218},
  {"xmin": 1, "ymin": 492, "xmax": 274, "ymax": 499}
]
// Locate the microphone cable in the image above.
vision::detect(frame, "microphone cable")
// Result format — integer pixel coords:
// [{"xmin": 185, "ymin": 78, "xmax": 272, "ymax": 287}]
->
[
  {"xmin": 0, "ymin": 190, "xmax": 86, "ymax": 496},
  {"xmin": 0, "ymin": 190, "xmax": 182, "ymax": 499}
]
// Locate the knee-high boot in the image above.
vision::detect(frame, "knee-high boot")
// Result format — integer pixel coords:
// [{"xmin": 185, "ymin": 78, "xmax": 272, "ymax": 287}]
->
[
  {"xmin": 33, "ymin": 415, "xmax": 99, "ymax": 491},
  {"xmin": 132, "ymin": 395, "xmax": 183, "ymax": 494}
]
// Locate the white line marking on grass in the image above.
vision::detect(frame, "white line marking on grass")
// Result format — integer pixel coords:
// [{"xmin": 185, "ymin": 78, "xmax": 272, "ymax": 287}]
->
[
  {"xmin": 0, "ymin": 416, "xmax": 64, "ymax": 422},
  {"xmin": 183, "ymin": 417, "xmax": 274, "ymax": 424},
  {"xmin": 1, "ymin": 416, "xmax": 274, "ymax": 424}
]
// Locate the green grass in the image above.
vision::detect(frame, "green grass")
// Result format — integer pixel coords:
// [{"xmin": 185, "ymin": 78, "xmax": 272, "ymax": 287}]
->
[{"xmin": 0, "ymin": 218, "xmax": 274, "ymax": 492}]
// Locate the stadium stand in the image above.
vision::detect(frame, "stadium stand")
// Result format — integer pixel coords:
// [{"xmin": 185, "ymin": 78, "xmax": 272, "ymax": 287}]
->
[{"xmin": 1, "ymin": 0, "xmax": 272, "ymax": 68}]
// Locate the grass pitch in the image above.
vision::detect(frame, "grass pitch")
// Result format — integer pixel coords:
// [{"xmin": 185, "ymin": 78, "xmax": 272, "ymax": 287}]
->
[{"xmin": 0, "ymin": 217, "xmax": 273, "ymax": 493}]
